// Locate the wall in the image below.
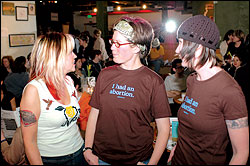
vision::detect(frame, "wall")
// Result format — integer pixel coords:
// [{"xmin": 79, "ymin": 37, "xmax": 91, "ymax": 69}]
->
[
  {"xmin": 1, "ymin": 1, "xmax": 37, "ymax": 59},
  {"xmin": 214, "ymin": 1, "xmax": 249, "ymax": 41}
]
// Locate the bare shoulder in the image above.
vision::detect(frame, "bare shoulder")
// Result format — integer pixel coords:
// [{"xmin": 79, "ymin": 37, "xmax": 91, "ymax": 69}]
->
[{"xmin": 226, "ymin": 117, "xmax": 248, "ymax": 129}]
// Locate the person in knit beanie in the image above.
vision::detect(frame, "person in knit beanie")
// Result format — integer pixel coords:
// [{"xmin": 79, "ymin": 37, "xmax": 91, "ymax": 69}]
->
[{"xmin": 167, "ymin": 15, "xmax": 249, "ymax": 165}]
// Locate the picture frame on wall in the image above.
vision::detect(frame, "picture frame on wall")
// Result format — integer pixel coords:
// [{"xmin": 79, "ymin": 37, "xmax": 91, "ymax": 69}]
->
[
  {"xmin": 15, "ymin": 6, "xmax": 28, "ymax": 21},
  {"xmin": 2, "ymin": 2, "xmax": 15, "ymax": 15},
  {"xmin": 28, "ymin": 3, "xmax": 36, "ymax": 15},
  {"xmin": 9, "ymin": 34, "xmax": 35, "ymax": 47}
]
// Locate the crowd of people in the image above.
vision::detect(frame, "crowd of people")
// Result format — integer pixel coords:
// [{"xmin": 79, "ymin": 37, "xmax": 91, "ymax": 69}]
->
[{"xmin": 1, "ymin": 14, "xmax": 249, "ymax": 165}]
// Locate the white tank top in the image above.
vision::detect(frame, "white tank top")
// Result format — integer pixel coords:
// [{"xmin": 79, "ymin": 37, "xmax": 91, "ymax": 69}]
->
[{"xmin": 26, "ymin": 76, "xmax": 83, "ymax": 157}]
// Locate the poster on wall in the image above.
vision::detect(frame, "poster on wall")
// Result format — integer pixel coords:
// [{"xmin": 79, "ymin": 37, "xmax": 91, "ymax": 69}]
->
[
  {"xmin": 51, "ymin": 12, "xmax": 58, "ymax": 21},
  {"xmin": 9, "ymin": 34, "xmax": 35, "ymax": 47},
  {"xmin": 2, "ymin": 2, "xmax": 15, "ymax": 15},
  {"xmin": 28, "ymin": 3, "xmax": 36, "ymax": 15},
  {"xmin": 15, "ymin": 6, "xmax": 28, "ymax": 21}
]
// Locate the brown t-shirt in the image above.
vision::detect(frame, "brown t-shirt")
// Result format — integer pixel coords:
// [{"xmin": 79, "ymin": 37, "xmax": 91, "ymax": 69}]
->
[
  {"xmin": 172, "ymin": 70, "xmax": 248, "ymax": 165},
  {"xmin": 89, "ymin": 65, "xmax": 171, "ymax": 164}
]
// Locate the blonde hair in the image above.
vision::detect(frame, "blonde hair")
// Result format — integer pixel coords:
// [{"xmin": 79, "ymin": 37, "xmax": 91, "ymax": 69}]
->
[{"xmin": 30, "ymin": 32, "xmax": 75, "ymax": 99}]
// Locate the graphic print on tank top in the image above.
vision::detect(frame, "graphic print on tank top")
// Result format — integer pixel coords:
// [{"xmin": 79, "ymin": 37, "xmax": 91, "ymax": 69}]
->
[{"xmin": 43, "ymin": 91, "xmax": 80, "ymax": 127}]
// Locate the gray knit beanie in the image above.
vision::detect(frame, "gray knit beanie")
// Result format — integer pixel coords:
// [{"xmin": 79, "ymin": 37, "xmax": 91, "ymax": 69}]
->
[{"xmin": 177, "ymin": 15, "xmax": 220, "ymax": 50}]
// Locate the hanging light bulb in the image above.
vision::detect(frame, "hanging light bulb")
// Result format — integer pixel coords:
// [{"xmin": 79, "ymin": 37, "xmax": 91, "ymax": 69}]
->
[
  {"xmin": 142, "ymin": 4, "xmax": 147, "ymax": 9},
  {"xmin": 117, "ymin": 6, "xmax": 121, "ymax": 11},
  {"xmin": 93, "ymin": 8, "xmax": 97, "ymax": 12}
]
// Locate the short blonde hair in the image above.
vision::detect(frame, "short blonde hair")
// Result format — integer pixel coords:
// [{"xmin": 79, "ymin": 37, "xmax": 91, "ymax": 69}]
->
[{"xmin": 30, "ymin": 32, "xmax": 75, "ymax": 99}]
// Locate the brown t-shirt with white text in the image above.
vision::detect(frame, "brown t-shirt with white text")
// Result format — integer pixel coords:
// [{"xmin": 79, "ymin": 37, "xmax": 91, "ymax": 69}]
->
[
  {"xmin": 89, "ymin": 65, "xmax": 171, "ymax": 165},
  {"xmin": 172, "ymin": 70, "xmax": 248, "ymax": 165}
]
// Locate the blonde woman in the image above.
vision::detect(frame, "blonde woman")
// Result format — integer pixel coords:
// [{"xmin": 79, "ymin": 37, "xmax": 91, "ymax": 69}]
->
[{"xmin": 20, "ymin": 32, "xmax": 86, "ymax": 165}]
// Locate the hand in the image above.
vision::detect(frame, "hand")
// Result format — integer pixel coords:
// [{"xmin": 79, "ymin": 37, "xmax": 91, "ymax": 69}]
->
[
  {"xmin": 1, "ymin": 129, "xmax": 5, "ymax": 140},
  {"xmin": 167, "ymin": 144, "xmax": 177, "ymax": 163},
  {"xmin": 83, "ymin": 150, "xmax": 99, "ymax": 165},
  {"xmin": 137, "ymin": 161, "xmax": 146, "ymax": 165}
]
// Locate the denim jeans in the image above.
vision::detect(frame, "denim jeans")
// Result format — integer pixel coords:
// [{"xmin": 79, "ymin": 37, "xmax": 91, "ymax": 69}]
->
[
  {"xmin": 151, "ymin": 59, "xmax": 163, "ymax": 74},
  {"xmin": 98, "ymin": 158, "xmax": 150, "ymax": 165},
  {"xmin": 41, "ymin": 144, "xmax": 88, "ymax": 165}
]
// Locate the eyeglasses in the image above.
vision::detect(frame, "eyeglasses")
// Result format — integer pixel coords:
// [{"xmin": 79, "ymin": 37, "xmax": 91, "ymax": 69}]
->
[{"xmin": 109, "ymin": 39, "xmax": 132, "ymax": 48}]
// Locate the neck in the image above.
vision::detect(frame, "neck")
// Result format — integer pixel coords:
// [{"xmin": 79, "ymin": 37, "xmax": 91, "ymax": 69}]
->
[
  {"xmin": 93, "ymin": 58, "xmax": 99, "ymax": 63},
  {"xmin": 120, "ymin": 56, "xmax": 143, "ymax": 70},
  {"xmin": 235, "ymin": 41, "xmax": 241, "ymax": 47},
  {"xmin": 195, "ymin": 60, "xmax": 222, "ymax": 81}
]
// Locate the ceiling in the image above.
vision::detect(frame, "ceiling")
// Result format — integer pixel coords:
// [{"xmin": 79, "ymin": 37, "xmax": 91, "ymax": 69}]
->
[{"xmin": 54, "ymin": 1, "xmax": 192, "ymax": 12}]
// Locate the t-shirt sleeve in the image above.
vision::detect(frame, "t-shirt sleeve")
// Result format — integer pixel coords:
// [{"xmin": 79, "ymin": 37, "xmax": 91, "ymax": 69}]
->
[
  {"xmin": 89, "ymin": 71, "xmax": 102, "ymax": 110},
  {"xmin": 151, "ymin": 81, "xmax": 172, "ymax": 119},
  {"xmin": 221, "ymin": 84, "xmax": 248, "ymax": 120},
  {"xmin": 164, "ymin": 76, "xmax": 171, "ymax": 91}
]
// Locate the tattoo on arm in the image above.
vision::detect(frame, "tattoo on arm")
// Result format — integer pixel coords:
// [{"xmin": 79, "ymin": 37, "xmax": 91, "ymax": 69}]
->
[
  {"xmin": 20, "ymin": 110, "xmax": 37, "ymax": 127},
  {"xmin": 226, "ymin": 117, "xmax": 248, "ymax": 129}
]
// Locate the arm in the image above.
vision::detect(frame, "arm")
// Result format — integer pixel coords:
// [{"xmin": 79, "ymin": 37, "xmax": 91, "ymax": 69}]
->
[
  {"xmin": 20, "ymin": 84, "xmax": 42, "ymax": 165},
  {"xmin": 147, "ymin": 117, "xmax": 170, "ymax": 165},
  {"xmin": 1, "ymin": 128, "xmax": 26, "ymax": 165},
  {"xmin": 166, "ymin": 90, "xmax": 181, "ymax": 99},
  {"xmin": 83, "ymin": 107, "xmax": 100, "ymax": 165},
  {"xmin": 226, "ymin": 117, "xmax": 249, "ymax": 165},
  {"xmin": 10, "ymin": 97, "xmax": 16, "ymax": 111}
]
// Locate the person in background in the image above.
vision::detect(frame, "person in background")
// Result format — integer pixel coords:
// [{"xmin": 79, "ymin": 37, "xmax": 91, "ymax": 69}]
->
[
  {"xmin": 226, "ymin": 29, "xmax": 246, "ymax": 58},
  {"xmin": 87, "ymin": 50, "xmax": 104, "ymax": 80},
  {"xmin": 219, "ymin": 29, "xmax": 234, "ymax": 56},
  {"xmin": 234, "ymin": 52, "xmax": 250, "ymax": 114},
  {"xmin": 84, "ymin": 16, "xmax": 171, "ymax": 165},
  {"xmin": 78, "ymin": 34, "xmax": 89, "ymax": 60},
  {"xmin": 93, "ymin": 29, "xmax": 109, "ymax": 61},
  {"xmin": 168, "ymin": 15, "xmax": 249, "ymax": 165},
  {"xmin": 82, "ymin": 30, "xmax": 95, "ymax": 55},
  {"xmin": 221, "ymin": 53, "xmax": 233, "ymax": 73},
  {"xmin": 105, "ymin": 53, "xmax": 117, "ymax": 67},
  {"xmin": 26, "ymin": 53, "xmax": 31, "ymax": 73},
  {"xmin": 4, "ymin": 56, "xmax": 29, "ymax": 107},
  {"xmin": 0, "ymin": 56, "xmax": 14, "ymax": 82},
  {"xmin": 149, "ymin": 38, "xmax": 167, "ymax": 74},
  {"xmin": 1, "ymin": 84, "xmax": 27, "ymax": 165},
  {"xmin": 1, "ymin": 129, "xmax": 27, "ymax": 165},
  {"xmin": 164, "ymin": 58, "xmax": 187, "ymax": 117},
  {"xmin": 20, "ymin": 32, "xmax": 86, "ymax": 165}
]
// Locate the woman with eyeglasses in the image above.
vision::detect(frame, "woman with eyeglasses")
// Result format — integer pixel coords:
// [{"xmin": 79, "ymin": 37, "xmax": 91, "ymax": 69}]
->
[{"xmin": 83, "ymin": 16, "xmax": 171, "ymax": 165}]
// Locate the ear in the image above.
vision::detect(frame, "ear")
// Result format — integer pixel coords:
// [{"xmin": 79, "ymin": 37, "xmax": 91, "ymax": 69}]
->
[
  {"xmin": 195, "ymin": 44, "xmax": 203, "ymax": 58},
  {"xmin": 173, "ymin": 68, "xmax": 177, "ymax": 72},
  {"xmin": 132, "ymin": 45, "xmax": 141, "ymax": 54}
]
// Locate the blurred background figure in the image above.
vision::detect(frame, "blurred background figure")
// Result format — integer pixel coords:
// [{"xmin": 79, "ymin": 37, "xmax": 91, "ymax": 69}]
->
[
  {"xmin": 149, "ymin": 38, "xmax": 167, "ymax": 74},
  {"xmin": 93, "ymin": 29, "xmax": 109, "ymax": 61},
  {"xmin": 220, "ymin": 29, "xmax": 234, "ymax": 56},
  {"xmin": 3, "ymin": 56, "xmax": 29, "ymax": 108},
  {"xmin": 0, "ymin": 56, "xmax": 14, "ymax": 83},
  {"xmin": 164, "ymin": 58, "xmax": 187, "ymax": 117}
]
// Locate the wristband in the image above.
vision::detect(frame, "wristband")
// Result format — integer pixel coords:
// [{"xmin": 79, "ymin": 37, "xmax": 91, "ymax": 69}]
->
[
  {"xmin": 1, "ymin": 138, "xmax": 7, "ymax": 143},
  {"xmin": 83, "ymin": 147, "xmax": 92, "ymax": 153}
]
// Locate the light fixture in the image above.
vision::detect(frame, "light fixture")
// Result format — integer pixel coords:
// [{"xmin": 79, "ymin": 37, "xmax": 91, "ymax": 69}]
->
[
  {"xmin": 55, "ymin": 1, "xmax": 57, "ymax": 3},
  {"xmin": 93, "ymin": 8, "xmax": 97, "ymax": 12},
  {"xmin": 165, "ymin": 20, "xmax": 177, "ymax": 33},
  {"xmin": 142, "ymin": 4, "xmax": 147, "ymax": 9},
  {"xmin": 117, "ymin": 6, "xmax": 121, "ymax": 11}
]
